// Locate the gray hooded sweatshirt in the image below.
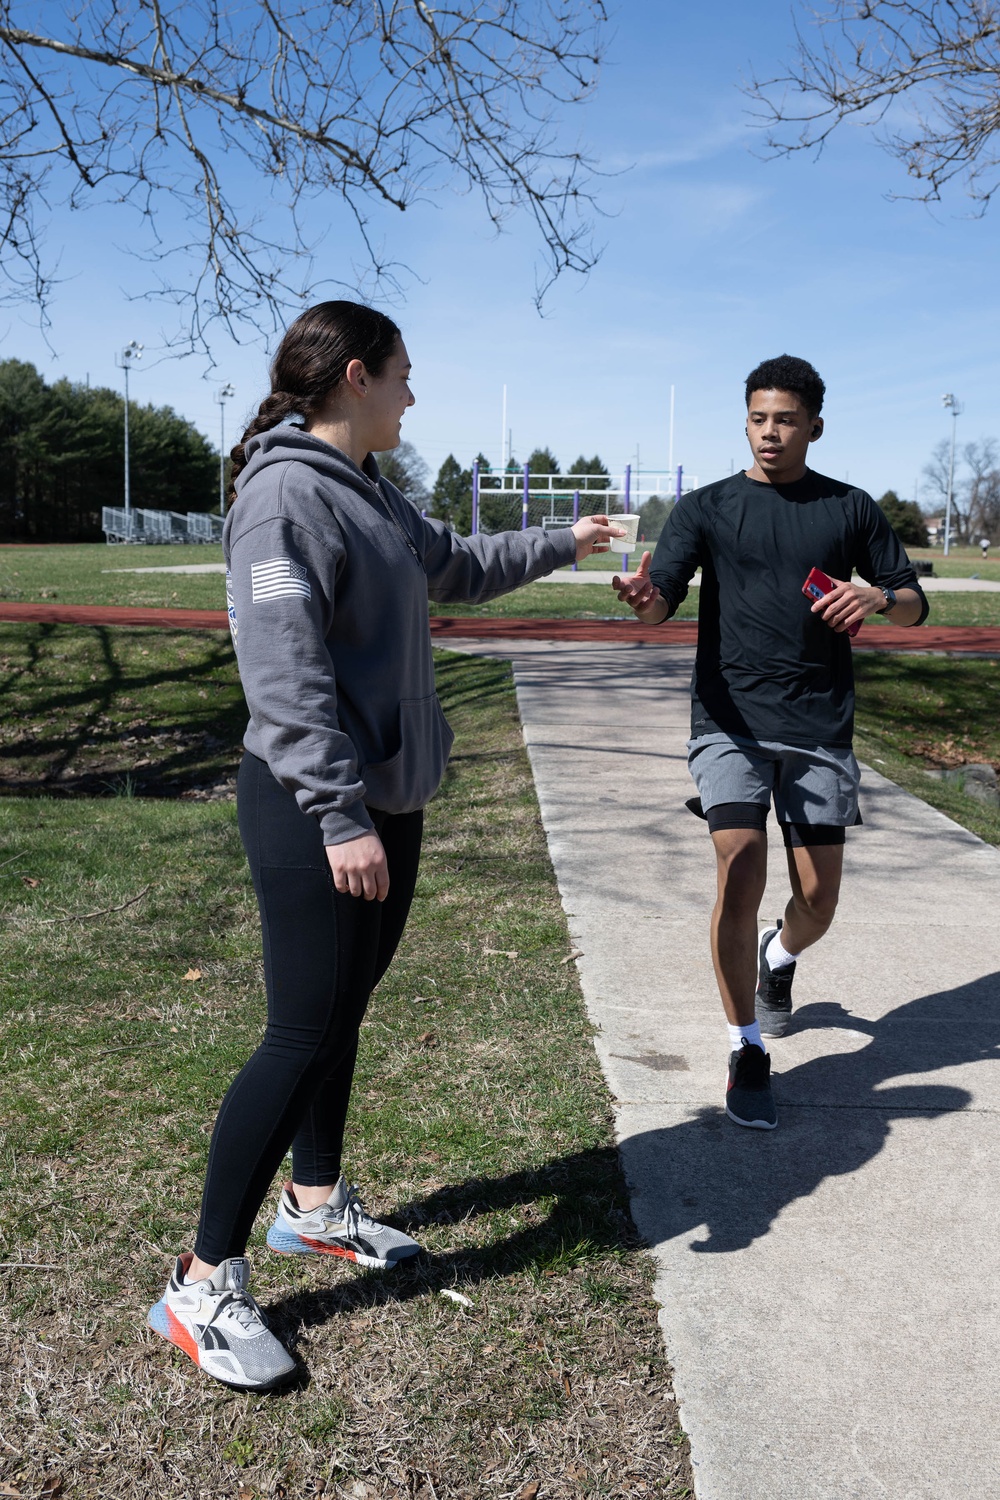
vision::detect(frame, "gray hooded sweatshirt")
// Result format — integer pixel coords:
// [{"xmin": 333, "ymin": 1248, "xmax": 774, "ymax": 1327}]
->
[{"xmin": 223, "ymin": 426, "xmax": 578, "ymax": 844}]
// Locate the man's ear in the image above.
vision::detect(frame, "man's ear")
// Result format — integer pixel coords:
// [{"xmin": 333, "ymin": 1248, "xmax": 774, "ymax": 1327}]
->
[{"xmin": 810, "ymin": 418, "xmax": 824, "ymax": 441}]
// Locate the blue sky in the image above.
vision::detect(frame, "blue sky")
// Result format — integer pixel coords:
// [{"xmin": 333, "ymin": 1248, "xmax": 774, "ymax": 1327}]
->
[{"xmin": 7, "ymin": 1, "xmax": 999, "ymax": 504}]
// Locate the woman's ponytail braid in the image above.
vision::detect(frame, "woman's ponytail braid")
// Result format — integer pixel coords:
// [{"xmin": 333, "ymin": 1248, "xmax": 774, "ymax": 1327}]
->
[
  {"xmin": 226, "ymin": 300, "xmax": 402, "ymax": 506},
  {"xmin": 228, "ymin": 392, "xmax": 302, "ymax": 502}
]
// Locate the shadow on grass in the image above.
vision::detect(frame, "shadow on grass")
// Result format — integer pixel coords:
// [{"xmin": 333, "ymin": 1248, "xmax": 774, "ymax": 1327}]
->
[
  {"xmin": 0, "ymin": 622, "xmax": 246, "ymax": 797},
  {"xmin": 267, "ymin": 1146, "xmax": 635, "ymax": 1359}
]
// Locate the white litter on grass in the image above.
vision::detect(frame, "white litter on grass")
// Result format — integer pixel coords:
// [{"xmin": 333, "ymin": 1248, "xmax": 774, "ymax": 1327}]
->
[{"xmin": 439, "ymin": 1288, "xmax": 475, "ymax": 1308}]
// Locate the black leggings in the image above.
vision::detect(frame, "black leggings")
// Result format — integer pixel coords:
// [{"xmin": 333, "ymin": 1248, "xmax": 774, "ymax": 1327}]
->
[{"xmin": 194, "ymin": 752, "xmax": 423, "ymax": 1264}]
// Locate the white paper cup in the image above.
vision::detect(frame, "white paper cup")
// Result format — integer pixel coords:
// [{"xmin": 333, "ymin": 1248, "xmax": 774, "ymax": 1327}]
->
[{"xmin": 611, "ymin": 513, "xmax": 640, "ymax": 550}]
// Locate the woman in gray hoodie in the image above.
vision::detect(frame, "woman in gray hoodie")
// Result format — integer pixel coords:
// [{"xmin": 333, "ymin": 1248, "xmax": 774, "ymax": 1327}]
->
[{"xmin": 147, "ymin": 300, "xmax": 623, "ymax": 1388}]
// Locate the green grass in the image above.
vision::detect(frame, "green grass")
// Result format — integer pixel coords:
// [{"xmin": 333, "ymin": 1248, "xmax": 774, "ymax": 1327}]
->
[
  {"xmin": 0, "ymin": 543, "xmax": 226, "ymax": 609},
  {"xmin": 867, "ymin": 592, "xmax": 1000, "ymax": 627},
  {"xmin": 854, "ymin": 652, "xmax": 1000, "ymax": 845},
  {"xmin": 905, "ymin": 545, "xmax": 1000, "ymax": 579},
  {"xmin": 6, "ymin": 542, "xmax": 1000, "ymax": 626},
  {"xmin": 429, "ymin": 581, "xmax": 646, "ymax": 620},
  {"xmin": 0, "ymin": 641, "xmax": 691, "ymax": 1500}
]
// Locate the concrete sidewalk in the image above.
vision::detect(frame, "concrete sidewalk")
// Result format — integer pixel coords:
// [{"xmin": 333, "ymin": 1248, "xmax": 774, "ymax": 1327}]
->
[{"xmin": 447, "ymin": 638, "xmax": 1000, "ymax": 1500}]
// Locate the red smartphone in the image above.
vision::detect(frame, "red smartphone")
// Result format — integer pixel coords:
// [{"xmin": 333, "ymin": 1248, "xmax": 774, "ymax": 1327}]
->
[{"xmin": 802, "ymin": 567, "xmax": 861, "ymax": 638}]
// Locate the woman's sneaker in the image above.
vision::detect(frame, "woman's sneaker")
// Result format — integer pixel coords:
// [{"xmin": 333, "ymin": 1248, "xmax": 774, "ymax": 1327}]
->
[
  {"xmin": 266, "ymin": 1177, "xmax": 421, "ymax": 1269},
  {"xmin": 147, "ymin": 1253, "xmax": 296, "ymax": 1390},
  {"xmin": 725, "ymin": 1040, "xmax": 777, "ymax": 1129},
  {"xmin": 755, "ymin": 923, "xmax": 795, "ymax": 1037}
]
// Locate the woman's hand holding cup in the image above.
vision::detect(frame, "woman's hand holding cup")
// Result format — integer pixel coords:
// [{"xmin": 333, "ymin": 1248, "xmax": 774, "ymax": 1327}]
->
[{"xmin": 571, "ymin": 514, "xmax": 627, "ymax": 559}]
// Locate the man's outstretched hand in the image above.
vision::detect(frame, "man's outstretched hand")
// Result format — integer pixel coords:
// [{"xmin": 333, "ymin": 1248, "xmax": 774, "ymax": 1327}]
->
[{"xmin": 612, "ymin": 551, "xmax": 669, "ymax": 623}]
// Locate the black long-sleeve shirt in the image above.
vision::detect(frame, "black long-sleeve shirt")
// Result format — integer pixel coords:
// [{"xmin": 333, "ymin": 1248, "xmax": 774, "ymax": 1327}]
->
[{"xmin": 649, "ymin": 470, "xmax": 928, "ymax": 748}]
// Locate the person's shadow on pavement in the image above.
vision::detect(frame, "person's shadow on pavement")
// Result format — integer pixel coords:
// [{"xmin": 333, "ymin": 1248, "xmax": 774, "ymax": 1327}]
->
[
  {"xmin": 263, "ymin": 974, "xmax": 999, "ymax": 1365},
  {"xmin": 619, "ymin": 973, "xmax": 1000, "ymax": 1255}
]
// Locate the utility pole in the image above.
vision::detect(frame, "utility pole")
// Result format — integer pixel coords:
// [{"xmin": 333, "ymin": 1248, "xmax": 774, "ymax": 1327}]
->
[
  {"xmin": 501, "ymin": 385, "xmax": 507, "ymax": 472},
  {"xmin": 942, "ymin": 393, "xmax": 963, "ymax": 556},
  {"xmin": 114, "ymin": 340, "xmax": 143, "ymax": 541},
  {"xmin": 668, "ymin": 385, "xmax": 675, "ymax": 474},
  {"xmin": 215, "ymin": 383, "xmax": 235, "ymax": 515}
]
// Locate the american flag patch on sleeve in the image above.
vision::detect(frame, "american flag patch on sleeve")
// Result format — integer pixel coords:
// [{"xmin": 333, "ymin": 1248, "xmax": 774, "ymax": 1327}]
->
[{"xmin": 251, "ymin": 557, "xmax": 312, "ymax": 603}]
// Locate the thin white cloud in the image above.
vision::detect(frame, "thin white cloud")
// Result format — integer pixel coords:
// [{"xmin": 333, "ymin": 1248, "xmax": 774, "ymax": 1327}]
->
[{"xmin": 601, "ymin": 120, "xmax": 750, "ymax": 175}]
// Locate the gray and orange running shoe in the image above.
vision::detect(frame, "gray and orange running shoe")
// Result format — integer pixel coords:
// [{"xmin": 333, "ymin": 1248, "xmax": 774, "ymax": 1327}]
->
[
  {"xmin": 148, "ymin": 1254, "xmax": 296, "ymax": 1390},
  {"xmin": 266, "ymin": 1176, "xmax": 421, "ymax": 1269}
]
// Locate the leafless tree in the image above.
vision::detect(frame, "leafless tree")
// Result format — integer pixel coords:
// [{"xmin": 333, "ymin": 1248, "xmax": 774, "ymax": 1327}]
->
[
  {"xmin": 923, "ymin": 436, "xmax": 968, "ymax": 536},
  {"xmin": 0, "ymin": 0, "xmax": 607, "ymax": 354},
  {"xmin": 922, "ymin": 438, "xmax": 951, "ymax": 507},
  {"xmin": 922, "ymin": 436, "xmax": 1000, "ymax": 540},
  {"xmin": 964, "ymin": 438, "xmax": 1000, "ymax": 540},
  {"xmin": 747, "ymin": 1, "xmax": 1000, "ymax": 211}
]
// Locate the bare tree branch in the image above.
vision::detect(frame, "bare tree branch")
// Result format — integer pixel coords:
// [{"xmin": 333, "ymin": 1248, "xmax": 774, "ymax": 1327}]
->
[
  {"xmin": 0, "ymin": 0, "xmax": 608, "ymax": 354},
  {"xmin": 747, "ymin": 1, "xmax": 1000, "ymax": 210}
]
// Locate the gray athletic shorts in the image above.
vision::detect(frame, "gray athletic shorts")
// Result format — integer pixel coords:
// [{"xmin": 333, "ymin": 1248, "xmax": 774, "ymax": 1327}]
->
[{"xmin": 687, "ymin": 733, "xmax": 861, "ymax": 830}]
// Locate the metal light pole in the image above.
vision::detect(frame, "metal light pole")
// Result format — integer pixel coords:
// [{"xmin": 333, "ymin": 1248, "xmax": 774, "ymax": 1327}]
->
[
  {"xmin": 668, "ymin": 384, "xmax": 675, "ymax": 474},
  {"xmin": 215, "ymin": 383, "xmax": 235, "ymax": 515},
  {"xmin": 942, "ymin": 393, "xmax": 962, "ymax": 556},
  {"xmin": 500, "ymin": 384, "xmax": 507, "ymax": 472},
  {"xmin": 114, "ymin": 340, "xmax": 143, "ymax": 541}
]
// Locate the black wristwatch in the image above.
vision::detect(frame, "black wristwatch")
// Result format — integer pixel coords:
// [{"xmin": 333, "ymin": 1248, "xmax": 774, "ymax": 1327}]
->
[{"xmin": 876, "ymin": 586, "xmax": 897, "ymax": 615}]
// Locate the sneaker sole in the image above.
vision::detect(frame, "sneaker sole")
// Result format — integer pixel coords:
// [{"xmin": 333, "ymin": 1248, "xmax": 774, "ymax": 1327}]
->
[
  {"xmin": 725, "ymin": 1103, "xmax": 778, "ymax": 1130},
  {"xmin": 147, "ymin": 1299, "xmax": 295, "ymax": 1391},
  {"xmin": 265, "ymin": 1220, "xmax": 416, "ymax": 1271}
]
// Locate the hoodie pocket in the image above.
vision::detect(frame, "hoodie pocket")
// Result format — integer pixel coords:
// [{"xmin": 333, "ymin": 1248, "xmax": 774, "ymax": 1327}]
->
[{"xmin": 360, "ymin": 694, "xmax": 455, "ymax": 814}]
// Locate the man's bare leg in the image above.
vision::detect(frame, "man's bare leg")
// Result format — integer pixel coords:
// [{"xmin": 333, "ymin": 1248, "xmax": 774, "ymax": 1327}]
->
[
  {"xmin": 710, "ymin": 827, "xmax": 768, "ymax": 1025},
  {"xmin": 779, "ymin": 842, "xmax": 844, "ymax": 955}
]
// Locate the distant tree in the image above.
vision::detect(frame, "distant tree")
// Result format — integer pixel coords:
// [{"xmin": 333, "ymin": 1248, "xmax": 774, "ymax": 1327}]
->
[
  {"xmin": 0, "ymin": 359, "xmax": 216, "ymax": 541},
  {"xmin": 477, "ymin": 451, "xmax": 519, "ymax": 534},
  {"xmin": 374, "ymin": 441, "xmax": 430, "ymax": 508},
  {"xmin": 878, "ymin": 490, "xmax": 929, "ymax": 548},
  {"xmin": 919, "ymin": 438, "xmax": 1000, "ymax": 543},
  {"xmin": 430, "ymin": 454, "xmax": 473, "ymax": 532},
  {"xmin": 964, "ymin": 440, "xmax": 1000, "ymax": 544},
  {"xmin": 527, "ymin": 447, "xmax": 560, "ymax": 476},
  {"xmin": 566, "ymin": 454, "xmax": 611, "ymax": 491},
  {"xmin": 637, "ymin": 495, "xmax": 672, "ymax": 544},
  {"xmin": 922, "ymin": 440, "xmax": 955, "ymax": 522}
]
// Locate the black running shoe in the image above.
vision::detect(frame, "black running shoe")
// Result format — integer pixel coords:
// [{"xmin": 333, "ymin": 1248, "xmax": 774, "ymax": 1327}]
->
[
  {"xmin": 725, "ymin": 1040, "xmax": 777, "ymax": 1130},
  {"xmin": 755, "ymin": 923, "xmax": 795, "ymax": 1038}
]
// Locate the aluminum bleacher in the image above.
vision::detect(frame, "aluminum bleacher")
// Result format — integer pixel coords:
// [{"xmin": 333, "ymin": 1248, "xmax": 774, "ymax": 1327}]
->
[{"xmin": 102, "ymin": 507, "xmax": 225, "ymax": 544}]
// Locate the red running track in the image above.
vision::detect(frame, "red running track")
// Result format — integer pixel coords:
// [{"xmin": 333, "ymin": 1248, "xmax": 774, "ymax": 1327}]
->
[{"xmin": 0, "ymin": 600, "xmax": 998, "ymax": 653}]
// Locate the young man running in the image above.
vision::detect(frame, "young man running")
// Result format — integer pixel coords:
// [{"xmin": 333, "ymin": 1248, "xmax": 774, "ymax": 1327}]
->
[{"xmin": 613, "ymin": 355, "xmax": 928, "ymax": 1129}]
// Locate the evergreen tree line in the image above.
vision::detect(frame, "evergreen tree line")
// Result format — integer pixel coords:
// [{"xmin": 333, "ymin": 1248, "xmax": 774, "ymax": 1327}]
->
[
  {"xmin": 3, "ymin": 365, "xmax": 943, "ymax": 550},
  {"xmin": 0, "ymin": 360, "xmax": 218, "ymax": 542}
]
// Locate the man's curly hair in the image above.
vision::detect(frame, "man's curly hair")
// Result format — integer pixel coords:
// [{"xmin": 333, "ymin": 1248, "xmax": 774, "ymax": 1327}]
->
[{"xmin": 745, "ymin": 355, "xmax": 826, "ymax": 418}]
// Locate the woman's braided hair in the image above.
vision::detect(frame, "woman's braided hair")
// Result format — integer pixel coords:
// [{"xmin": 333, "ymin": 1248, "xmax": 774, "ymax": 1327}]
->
[{"xmin": 228, "ymin": 300, "xmax": 402, "ymax": 502}]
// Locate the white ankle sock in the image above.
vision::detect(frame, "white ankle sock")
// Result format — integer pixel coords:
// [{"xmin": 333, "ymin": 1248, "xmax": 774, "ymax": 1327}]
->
[
  {"xmin": 728, "ymin": 1021, "xmax": 765, "ymax": 1053},
  {"xmin": 765, "ymin": 930, "xmax": 798, "ymax": 970}
]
